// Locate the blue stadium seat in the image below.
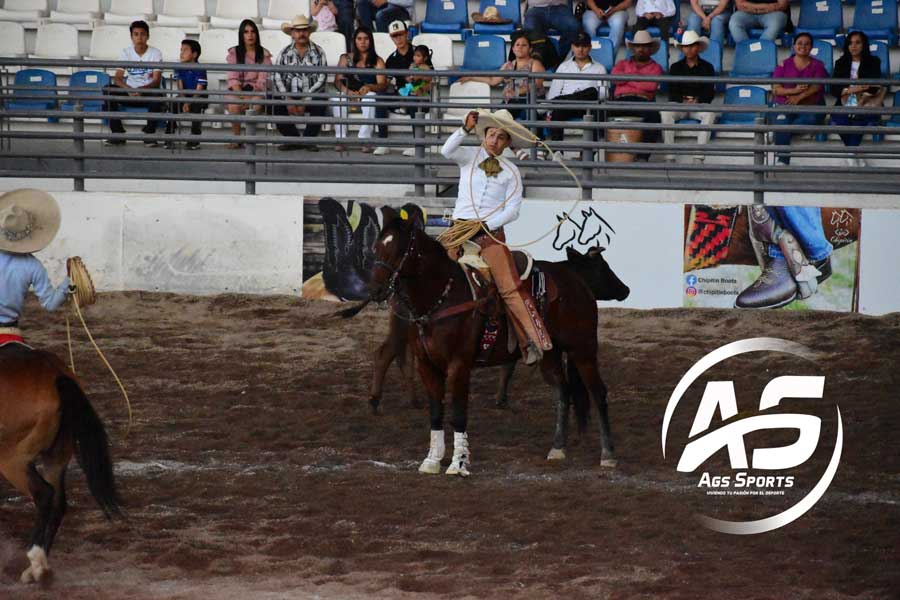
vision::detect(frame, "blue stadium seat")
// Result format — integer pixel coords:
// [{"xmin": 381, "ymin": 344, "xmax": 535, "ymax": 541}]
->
[
  {"xmin": 421, "ymin": 0, "xmax": 468, "ymax": 34},
  {"xmin": 462, "ymin": 34, "xmax": 507, "ymax": 71},
  {"xmin": 795, "ymin": 0, "xmax": 843, "ymax": 41},
  {"xmin": 6, "ymin": 69, "xmax": 57, "ymax": 114},
  {"xmin": 886, "ymin": 91, "xmax": 900, "ymax": 127},
  {"xmin": 719, "ymin": 85, "xmax": 767, "ymax": 125},
  {"xmin": 473, "ymin": 0, "xmax": 521, "ymax": 35},
  {"xmin": 61, "ymin": 70, "xmax": 110, "ymax": 112},
  {"xmin": 730, "ymin": 39, "xmax": 777, "ymax": 78},
  {"xmin": 809, "ymin": 39, "xmax": 834, "ymax": 75},
  {"xmin": 850, "ymin": 0, "xmax": 898, "ymax": 45},
  {"xmin": 867, "ymin": 39, "xmax": 890, "ymax": 77},
  {"xmin": 590, "ymin": 36, "xmax": 615, "ymax": 72}
]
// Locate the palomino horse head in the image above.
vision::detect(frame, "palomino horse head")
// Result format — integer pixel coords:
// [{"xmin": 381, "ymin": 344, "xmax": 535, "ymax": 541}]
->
[
  {"xmin": 565, "ymin": 244, "xmax": 630, "ymax": 301},
  {"xmin": 369, "ymin": 206, "xmax": 420, "ymax": 303}
]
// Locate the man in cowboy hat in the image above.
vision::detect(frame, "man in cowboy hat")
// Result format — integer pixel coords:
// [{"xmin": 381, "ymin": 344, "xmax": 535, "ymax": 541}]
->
[
  {"xmin": 0, "ymin": 189, "xmax": 72, "ymax": 342},
  {"xmin": 271, "ymin": 15, "xmax": 328, "ymax": 151},
  {"xmin": 660, "ymin": 30, "xmax": 716, "ymax": 163},
  {"xmin": 609, "ymin": 30, "xmax": 664, "ymax": 159},
  {"xmin": 440, "ymin": 110, "xmax": 552, "ymax": 365}
]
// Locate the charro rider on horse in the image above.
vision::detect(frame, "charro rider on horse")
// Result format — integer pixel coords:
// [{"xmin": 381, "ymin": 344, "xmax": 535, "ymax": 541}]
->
[
  {"xmin": 0, "ymin": 189, "xmax": 73, "ymax": 344},
  {"xmin": 440, "ymin": 109, "xmax": 553, "ymax": 365}
]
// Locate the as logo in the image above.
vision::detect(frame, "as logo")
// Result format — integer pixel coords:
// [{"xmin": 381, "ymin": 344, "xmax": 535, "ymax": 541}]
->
[{"xmin": 662, "ymin": 338, "xmax": 843, "ymax": 535}]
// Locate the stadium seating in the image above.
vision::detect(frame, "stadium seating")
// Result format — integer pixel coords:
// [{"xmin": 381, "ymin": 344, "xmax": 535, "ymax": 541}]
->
[
  {"xmin": 6, "ymin": 69, "xmax": 57, "ymax": 114},
  {"xmin": 374, "ymin": 32, "xmax": 395, "ymax": 61},
  {"xmin": 262, "ymin": 0, "xmax": 310, "ymax": 30},
  {"xmin": 150, "ymin": 27, "xmax": 188, "ymax": 63},
  {"xmin": 310, "ymin": 31, "xmax": 348, "ymax": 72},
  {"xmin": 102, "ymin": 0, "xmax": 155, "ymax": 25},
  {"xmin": 411, "ymin": 33, "xmax": 454, "ymax": 69},
  {"xmin": 590, "ymin": 37, "xmax": 615, "ymax": 72},
  {"xmin": 809, "ymin": 39, "xmax": 834, "ymax": 75},
  {"xmin": 719, "ymin": 85, "xmax": 767, "ymax": 125},
  {"xmin": 886, "ymin": 91, "xmax": 900, "ymax": 128},
  {"xmin": 868, "ymin": 40, "xmax": 890, "ymax": 77},
  {"xmin": 199, "ymin": 28, "xmax": 235, "ymax": 85},
  {"xmin": 730, "ymin": 39, "xmax": 777, "ymax": 78},
  {"xmin": 850, "ymin": 0, "xmax": 898, "ymax": 45},
  {"xmin": 49, "ymin": 0, "xmax": 101, "ymax": 26},
  {"xmin": 461, "ymin": 35, "xmax": 506, "ymax": 71},
  {"xmin": 0, "ymin": 21, "xmax": 26, "ymax": 64},
  {"xmin": 0, "ymin": 0, "xmax": 49, "ymax": 22},
  {"xmin": 472, "ymin": 0, "xmax": 521, "ymax": 35},
  {"xmin": 156, "ymin": 0, "xmax": 209, "ymax": 31},
  {"xmin": 60, "ymin": 70, "xmax": 110, "ymax": 112},
  {"xmin": 795, "ymin": 0, "xmax": 843, "ymax": 42},
  {"xmin": 261, "ymin": 29, "xmax": 292, "ymax": 57},
  {"xmin": 420, "ymin": 0, "xmax": 468, "ymax": 34},
  {"xmin": 210, "ymin": 0, "xmax": 260, "ymax": 30},
  {"xmin": 86, "ymin": 25, "xmax": 131, "ymax": 61},
  {"xmin": 30, "ymin": 23, "xmax": 80, "ymax": 74},
  {"xmin": 442, "ymin": 80, "xmax": 491, "ymax": 120}
]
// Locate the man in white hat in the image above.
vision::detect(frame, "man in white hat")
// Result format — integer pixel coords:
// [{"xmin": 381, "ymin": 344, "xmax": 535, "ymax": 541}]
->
[
  {"xmin": 0, "ymin": 189, "xmax": 72, "ymax": 342},
  {"xmin": 440, "ymin": 110, "xmax": 552, "ymax": 365},
  {"xmin": 660, "ymin": 30, "xmax": 716, "ymax": 163},
  {"xmin": 610, "ymin": 30, "xmax": 664, "ymax": 159}
]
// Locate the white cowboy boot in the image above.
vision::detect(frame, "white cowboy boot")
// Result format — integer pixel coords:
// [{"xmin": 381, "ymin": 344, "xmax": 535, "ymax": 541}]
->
[
  {"xmin": 445, "ymin": 431, "xmax": 471, "ymax": 477},
  {"xmin": 418, "ymin": 429, "xmax": 445, "ymax": 474}
]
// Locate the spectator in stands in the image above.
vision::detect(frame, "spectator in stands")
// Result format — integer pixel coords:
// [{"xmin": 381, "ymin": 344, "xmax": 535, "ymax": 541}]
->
[
  {"xmin": 829, "ymin": 30, "xmax": 885, "ymax": 167},
  {"xmin": 311, "ymin": 0, "xmax": 339, "ymax": 32},
  {"xmin": 728, "ymin": 0, "xmax": 788, "ymax": 43},
  {"xmin": 103, "ymin": 20, "xmax": 163, "ymax": 146},
  {"xmin": 633, "ymin": 0, "xmax": 677, "ymax": 42},
  {"xmin": 371, "ymin": 20, "xmax": 415, "ymax": 156},
  {"xmin": 225, "ymin": 19, "xmax": 272, "ymax": 150},
  {"xmin": 686, "ymin": 0, "xmax": 730, "ymax": 46},
  {"xmin": 609, "ymin": 31, "xmax": 663, "ymax": 159},
  {"xmin": 357, "ymin": 0, "xmax": 414, "ymax": 33},
  {"xmin": 524, "ymin": 0, "xmax": 582, "ymax": 59},
  {"xmin": 332, "ymin": 26, "xmax": 389, "ymax": 153},
  {"xmin": 165, "ymin": 39, "xmax": 207, "ymax": 150},
  {"xmin": 271, "ymin": 15, "xmax": 328, "ymax": 152},
  {"xmin": 582, "ymin": 0, "xmax": 631, "ymax": 51},
  {"xmin": 458, "ymin": 31, "xmax": 545, "ymax": 120},
  {"xmin": 661, "ymin": 31, "xmax": 716, "ymax": 163},
  {"xmin": 545, "ymin": 31, "xmax": 607, "ymax": 144},
  {"xmin": 770, "ymin": 33, "xmax": 827, "ymax": 165}
]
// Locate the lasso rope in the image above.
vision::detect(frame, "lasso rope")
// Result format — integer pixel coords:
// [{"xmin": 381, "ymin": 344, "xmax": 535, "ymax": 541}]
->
[
  {"xmin": 65, "ymin": 257, "xmax": 134, "ymax": 435},
  {"xmin": 437, "ymin": 110, "xmax": 589, "ymax": 250}
]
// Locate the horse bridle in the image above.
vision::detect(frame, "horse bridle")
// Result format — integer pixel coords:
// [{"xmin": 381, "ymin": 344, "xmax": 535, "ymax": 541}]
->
[{"xmin": 372, "ymin": 226, "xmax": 419, "ymax": 302}]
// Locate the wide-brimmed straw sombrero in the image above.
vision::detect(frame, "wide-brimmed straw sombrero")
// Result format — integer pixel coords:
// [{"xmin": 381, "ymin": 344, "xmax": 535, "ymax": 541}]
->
[
  {"xmin": 281, "ymin": 14, "xmax": 317, "ymax": 34},
  {"xmin": 471, "ymin": 6, "xmax": 512, "ymax": 24},
  {"xmin": 473, "ymin": 109, "xmax": 534, "ymax": 149},
  {"xmin": 625, "ymin": 30, "xmax": 661, "ymax": 53},
  {"xmin": 0, "ymin": 189, "xmax": 61, "ymax": 254},
  {"xmin": 675, "ymin": 30, "xmax": 709, "ymax": 51}
]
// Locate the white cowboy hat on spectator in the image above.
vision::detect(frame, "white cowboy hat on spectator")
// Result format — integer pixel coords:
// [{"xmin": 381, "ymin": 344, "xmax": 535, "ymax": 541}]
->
[
  {"xmin": 471, "ymin": 6, "xmax": 512, "ymax": 24},
  {"xmin": 281, "ymin": 15, "xmax": 317, "ymax": 34},
  {"xmin": 473, "ymin": 109, "xmax": 534, "ymax": 149},
  {"xmin": 0, "ymin": 189, "xmax": 61, "ymax": 254},
  {"xmin": 675, "ymin": 30, "xmax": 709, "ymax": 51},
  {"xmin": 625, "ymin": 30, "xmax": 661, "ymax": 53}
]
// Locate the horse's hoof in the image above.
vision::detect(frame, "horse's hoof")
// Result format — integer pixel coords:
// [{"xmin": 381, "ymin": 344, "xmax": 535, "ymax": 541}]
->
[
  {"xmin": 547, "ymin": 448, "xmax": 566, "ymax": 461},
  {"xmin": 20, "ymin": 566, "xmax": 35, "ymax": 584},
  {"xmin": 600, "ymin": 458, "xmax": 618, "ymax": 468},
  {"xmin": 445, "ymin": 462, "xmax": 470, "ymax": 477},
  {"xmin": 418, "ymin": 458, "xmax": 441, "ymax": 474}
]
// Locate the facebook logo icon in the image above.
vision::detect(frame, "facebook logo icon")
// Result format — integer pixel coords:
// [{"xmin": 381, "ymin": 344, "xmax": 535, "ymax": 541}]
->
[{"xmin": 686, "ymin": 275, "xmax": 698, "ymax": 286}]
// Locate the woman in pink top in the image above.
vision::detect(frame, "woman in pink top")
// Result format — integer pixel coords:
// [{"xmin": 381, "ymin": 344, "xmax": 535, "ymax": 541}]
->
[
  {"xmin": 225, "ymin": 19, "xmax": 273, "ymax": 149},
  {"xmin": 770, "ymin": 33, "xmax": 827, "ymax": 165}
]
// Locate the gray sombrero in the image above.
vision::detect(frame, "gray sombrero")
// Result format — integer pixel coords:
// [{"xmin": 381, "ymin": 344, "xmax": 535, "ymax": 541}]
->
[
  {"xmin": 0, "ymin": 188, "xmax": 61, "ymax": 254},
  {"xmin": 473, "ymin": 109, "xmax": 534, "ymax": 149}
]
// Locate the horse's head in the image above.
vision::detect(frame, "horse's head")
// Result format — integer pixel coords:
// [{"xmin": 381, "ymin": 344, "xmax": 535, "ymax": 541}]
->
[
  {"xmin": 565, "ymin": 245, "xmax": 630, "ymax": 301},
  {"xmin": 369, "ymin": 206, "xmax": 419, "ymax": 303}
]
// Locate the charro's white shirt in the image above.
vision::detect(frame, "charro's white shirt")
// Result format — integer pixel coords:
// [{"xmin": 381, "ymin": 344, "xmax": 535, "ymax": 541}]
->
[{"xmin": 440, "ymin": 127, "xmax": 523, "ymax": 231}]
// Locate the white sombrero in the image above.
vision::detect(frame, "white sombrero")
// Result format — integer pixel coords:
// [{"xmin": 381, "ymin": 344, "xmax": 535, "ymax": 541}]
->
[
  {"xmin": 625, "ymin": 30, "xmax": 661, "ymax": 54},
  {"xmin": 675, "ymin": 30, "xmax": 709, "ymax": 51},
  {"xmin": 0, "ymin": 188, "xmax": 61, "ymax": 254},
  {"xmin": 473, "ymin": 109, "xmax": 534, "ymax": 149},
  {"xmin": 281, "ymin": 14, "xmax": 317, "ymax": 34}
]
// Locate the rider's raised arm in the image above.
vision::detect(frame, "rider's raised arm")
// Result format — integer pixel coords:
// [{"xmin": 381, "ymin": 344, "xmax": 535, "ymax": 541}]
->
[
  {"xmin": 440, "ymin": 126, "xmax": 475, "ymax": 165},
  {"xmin": 29, "ymin": 256, "xmax": 70, "ymax": 312}
]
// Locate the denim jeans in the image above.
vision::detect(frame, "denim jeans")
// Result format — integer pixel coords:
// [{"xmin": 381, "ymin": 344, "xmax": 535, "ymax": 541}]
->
[
  {"xmin": 766, "ymin": 206, "xmax": 833, "ymax": 261},
  {"xmin": 582, "ymin": 10, "xmax": 627, "ymax": 50},
  {"xmin": 686, "ymin": 10, "xmax": 730, "ymax": 45},
  {"xmin": 524, "ymin": 6, "xmax": 582, "ymax": 58},
  {"xmin": 771, "ymin": 109, "xmax": 823, "ymax": 164},
  {"xmin": 728, "ymin": 10, "xmax": 787, "ymax": 42},
  {"xmin": 356, "ymin": 0, "xmax": 410, "ymax": 33},
  {"xmin": 830, "ymin": 113, "xmax": 880, "ymax": 147},
  {"xmin": 334, "ymin": 0, "xmax": 355, "ymax": 50}
]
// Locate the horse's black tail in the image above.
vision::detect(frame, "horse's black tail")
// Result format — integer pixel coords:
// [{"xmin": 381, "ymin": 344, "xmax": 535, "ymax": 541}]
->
[
  {"xmin": 334, "ymin": 298, "xmax": 370, "ymax": 319},
  {"xmin": 567, "ymin": 358, "xmax": 590, "ymax": 434},
  {"xmin": 56, "ymin": 376, "xmax": 123, "ymax": 519}
]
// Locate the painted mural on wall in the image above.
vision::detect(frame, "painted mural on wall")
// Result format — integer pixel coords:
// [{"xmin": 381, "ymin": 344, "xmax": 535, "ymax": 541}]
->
[{"xmin": 683, "ymin": 205, "xmax": 861, "ymax": 311}]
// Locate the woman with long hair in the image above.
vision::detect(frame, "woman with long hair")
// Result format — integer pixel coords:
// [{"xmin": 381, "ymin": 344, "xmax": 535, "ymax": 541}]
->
[
  {"xmin": 830, "ymin": 30, "xmax": 884, "ymax": 167},
  {"xmin": 332, "ymin": 26, "xmax": 388, "ymax": 152},
  {"xmin": 225, "ymin": 19, "xmax": 272, "ymax": 149}
]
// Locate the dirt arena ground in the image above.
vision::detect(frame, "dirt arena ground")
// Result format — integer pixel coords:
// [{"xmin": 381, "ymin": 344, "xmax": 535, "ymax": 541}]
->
[{"xmin": 1, "ymin": 293, "xmax": 898, "ymax": 599}]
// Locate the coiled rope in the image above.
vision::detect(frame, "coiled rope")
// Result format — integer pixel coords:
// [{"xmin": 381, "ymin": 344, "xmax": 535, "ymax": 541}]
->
[{"xmin": 66, "ymin": 256, "xmax": 134, "ymax": 434}]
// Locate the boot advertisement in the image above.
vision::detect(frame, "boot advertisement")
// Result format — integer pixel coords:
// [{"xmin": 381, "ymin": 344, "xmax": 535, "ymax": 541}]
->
[{"xmin": 683, "ymin": 205, "xmax": 861, "ymax": 311}]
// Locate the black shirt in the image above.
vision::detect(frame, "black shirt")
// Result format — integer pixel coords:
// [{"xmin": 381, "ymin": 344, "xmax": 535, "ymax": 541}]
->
[
  {"xmin": 668, "ymin": 57, "xmax": 716, "ymax": 103},
  {"xmin": 385, "ymin": 46, "xmax": 414, "ymax": 88}
]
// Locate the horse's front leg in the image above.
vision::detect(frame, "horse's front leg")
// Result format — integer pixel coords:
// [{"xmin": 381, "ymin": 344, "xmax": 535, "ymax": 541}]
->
[
  {"xmin": 445, "ymin": 360, "xmax": 472, "ymax": 477},
  {"xmin": 416, "ymin": 351, "xmax": 446, "ymax": 474},
  {"xmin": 495, "ymin": 361, "xmax": 516, "ymax": 409},
  {"xmin": 540, "ymin": 351, "xmax": 569, "ymax": 460}
]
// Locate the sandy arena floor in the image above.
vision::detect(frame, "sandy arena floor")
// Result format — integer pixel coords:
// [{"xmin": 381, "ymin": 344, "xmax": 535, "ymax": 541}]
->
[{"xmin": 1, "ymin": 292, "xmax": 898, "ymax": 599}]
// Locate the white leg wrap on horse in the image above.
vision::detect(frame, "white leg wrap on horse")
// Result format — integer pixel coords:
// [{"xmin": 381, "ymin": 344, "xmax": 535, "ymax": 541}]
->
[
  {"xmin": 547, "ymin": 447, "xmax": 566, "ymax": 461},
  {"xmin": 418, "ymin": 429, "xmax": 445, "ymax": 474},
  {"xmin": 445, "ymin": 431, "xmax": 471, "ymax": 477},
  {"xmin": 24, "ymin": 546, "xmax": 49, "ymax": 582}
]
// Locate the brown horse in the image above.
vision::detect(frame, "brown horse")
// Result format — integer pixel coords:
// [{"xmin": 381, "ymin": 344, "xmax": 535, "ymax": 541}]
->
[
  {"xmin": 0, "ymin": 342, "xmax": 121, "ymax": 584},
  {"xmin": 368, "ymin": 208, "xmax": 617, "ymax": 476}
]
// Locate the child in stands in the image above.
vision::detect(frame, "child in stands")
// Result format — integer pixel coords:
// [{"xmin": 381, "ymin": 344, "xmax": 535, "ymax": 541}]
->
[{"xmin": 166, "ymin": 39, "xmax": 207, "ymax": 149}]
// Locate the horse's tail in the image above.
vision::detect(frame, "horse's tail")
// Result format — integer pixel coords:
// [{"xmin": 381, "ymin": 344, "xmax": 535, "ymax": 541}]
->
[
  {"xmin": 56, "ymin": 376, "xmax": 123, "ymax": 519},
  {"xmin": 567, "ymin": 358, "xmax": 590, "ymax": 434},
  {"xmin": 334, "ymin": 298, "xmax": 370, "ymax": 319}
]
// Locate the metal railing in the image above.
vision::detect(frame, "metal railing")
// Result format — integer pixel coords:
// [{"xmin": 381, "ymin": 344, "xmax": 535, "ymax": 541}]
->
[{"xmin": 2, "ymin": 57, "xmax": 899, "ymax": 201}]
